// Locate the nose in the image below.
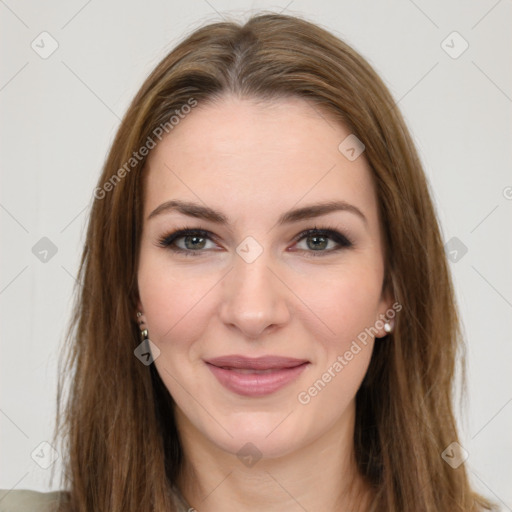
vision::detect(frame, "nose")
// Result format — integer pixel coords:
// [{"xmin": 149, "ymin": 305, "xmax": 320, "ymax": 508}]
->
[{"xmin": 218, "ymin": 251, "xmax": 291, "ymax": 340}]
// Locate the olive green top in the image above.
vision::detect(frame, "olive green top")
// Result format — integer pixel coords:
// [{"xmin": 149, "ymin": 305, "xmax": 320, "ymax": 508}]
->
[
  {"xmin": 0, "ymin": 490, "xmax": 64, "ymax": 512},
  {"xmin": 0, "ymin": 488, "xmax": 191, "ymax": 512}
]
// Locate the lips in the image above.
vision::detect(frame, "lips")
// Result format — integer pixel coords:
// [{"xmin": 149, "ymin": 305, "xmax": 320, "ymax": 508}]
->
[{"xmin": 205, "ymin": 355, "xmax": 309, "ymax": 397}]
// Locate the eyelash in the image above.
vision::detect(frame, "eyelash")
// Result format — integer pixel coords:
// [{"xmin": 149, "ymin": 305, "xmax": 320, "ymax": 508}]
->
[{"xmin": 156, "ymin": 225, "xmax": 354, "ymax": 258}]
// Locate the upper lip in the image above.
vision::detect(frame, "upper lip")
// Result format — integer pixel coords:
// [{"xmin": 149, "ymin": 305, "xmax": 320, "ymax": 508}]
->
[{"xmin": 205, "ymin": 355, "xmax": 309, "ymax": 370}]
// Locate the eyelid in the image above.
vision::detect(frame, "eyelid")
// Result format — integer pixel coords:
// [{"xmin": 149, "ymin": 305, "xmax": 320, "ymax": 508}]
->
[{"xmin": 291, "ymin": 226, "xmax": 353, "ymax": 246}]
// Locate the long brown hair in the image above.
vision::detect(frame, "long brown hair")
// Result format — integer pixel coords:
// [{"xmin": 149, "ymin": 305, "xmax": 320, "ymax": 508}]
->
[{"xmin": 54, "ymin": 12, "xmax": 495, "ymax": 511}]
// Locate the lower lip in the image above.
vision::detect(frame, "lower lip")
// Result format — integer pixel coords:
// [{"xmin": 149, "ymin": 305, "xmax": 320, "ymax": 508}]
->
[{"xmin": 206, "ymin": 363, "xmax": 309, "ymax": 397}]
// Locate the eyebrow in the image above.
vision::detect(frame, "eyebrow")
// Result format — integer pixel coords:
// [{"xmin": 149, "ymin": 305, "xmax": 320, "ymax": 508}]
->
[{"xmin": 147, "ymin": 199, "xmax": 367, "ymax": 226}]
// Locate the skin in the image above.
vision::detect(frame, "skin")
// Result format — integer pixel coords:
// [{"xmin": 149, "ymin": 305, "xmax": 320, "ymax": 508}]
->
[{"xmin": 136, "ymin": 95, "xmax": 393, "ymax": 511}]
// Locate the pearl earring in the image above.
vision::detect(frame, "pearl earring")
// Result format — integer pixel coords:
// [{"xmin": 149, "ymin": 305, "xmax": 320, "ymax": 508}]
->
[{"xmin": 384, "ymin": 322, "xmax": 392, "ymax": 333}]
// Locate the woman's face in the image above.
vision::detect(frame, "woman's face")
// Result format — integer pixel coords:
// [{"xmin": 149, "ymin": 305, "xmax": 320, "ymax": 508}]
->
[{"xmin": 137, "ymin": 95, "xmax": 392, "ymax": 460}]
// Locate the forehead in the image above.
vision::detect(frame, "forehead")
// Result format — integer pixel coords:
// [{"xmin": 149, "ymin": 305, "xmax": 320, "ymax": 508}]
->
[{"xmin": 143, "ymin": 96, "xmax": 378, "ymax": 227}]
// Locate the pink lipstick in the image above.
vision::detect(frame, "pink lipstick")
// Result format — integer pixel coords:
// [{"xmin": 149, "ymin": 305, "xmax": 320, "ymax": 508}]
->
[{"xmin": 205, "ymin": 355, "xmax": 309, "ymax": 397}]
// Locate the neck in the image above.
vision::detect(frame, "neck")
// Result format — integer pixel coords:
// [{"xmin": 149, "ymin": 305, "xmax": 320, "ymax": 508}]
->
[{"xmin": 175, "ymin": 401, "xmax": 373, "ymax": 512}]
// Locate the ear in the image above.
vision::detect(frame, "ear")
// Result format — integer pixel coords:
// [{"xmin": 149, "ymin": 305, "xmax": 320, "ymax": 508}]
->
[
  {"xmin": 375, "ymin": 286, "xmax": 397, "ymax": 339},
  {"xmin": 135, "ymin": 298, "xmax": 146, "ymax": 326}
]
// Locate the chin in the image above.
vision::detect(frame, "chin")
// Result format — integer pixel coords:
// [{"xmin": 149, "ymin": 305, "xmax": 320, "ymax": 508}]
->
[
  {"xmin": 217, "ymin": 428, "xmax": 304, "ymax": 461},
  {"xmin": 201, "ymin": 408, "xmax": 315, "ymax": 461}
]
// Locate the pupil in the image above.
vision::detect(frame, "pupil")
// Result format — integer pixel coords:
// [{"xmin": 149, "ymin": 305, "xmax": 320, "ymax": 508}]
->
[
  {"xmin": 309, "ymin": 235, "xmax": 327, "ymax": 250},
  {"xmin": 186, "ymin": 236, "xmax": 205, "ymax": 250}
]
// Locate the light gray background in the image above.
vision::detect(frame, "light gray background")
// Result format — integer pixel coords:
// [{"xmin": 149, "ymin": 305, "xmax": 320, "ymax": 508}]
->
[{"xmin": 1, "ymin": 0, "xmax": 511, "ymax": 508}]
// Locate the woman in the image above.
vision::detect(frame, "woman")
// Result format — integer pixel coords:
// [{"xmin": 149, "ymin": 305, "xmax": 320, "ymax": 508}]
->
[{"xmin": 0, "ymin": 12, "xmax": 496, "ymax": 512}]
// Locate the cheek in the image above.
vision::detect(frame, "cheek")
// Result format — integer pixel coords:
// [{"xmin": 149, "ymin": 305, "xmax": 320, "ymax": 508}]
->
[
  {"xmin": 137, "ymin": 255, "xmax": 225, "ymax": 433},
  {"xmin": 137, "ymin": 253, "xmax": 217, "ymax": 350},
  {"xmin": 295, "ymin": 262, "xmax": 384, "ymax": 346},
  {"xmin": 295, "ymin": 270, "xmax": 380, "ymax": 413}
]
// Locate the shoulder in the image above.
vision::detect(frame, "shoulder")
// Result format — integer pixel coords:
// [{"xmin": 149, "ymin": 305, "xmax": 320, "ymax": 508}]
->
[{"xmin": 0, "ymin": 489, "xmax": 67, "ymax": 512}]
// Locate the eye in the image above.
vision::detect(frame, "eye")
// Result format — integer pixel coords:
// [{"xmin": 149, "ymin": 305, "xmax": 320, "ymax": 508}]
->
[
  {"xmin": 157, "ymin": 228, "xmax": 218, "ymax": 256},
  {"xmin": 291, "ymin": 227, "xmax": 353, "ymax": 257},
  {"xmin": 156, "ymin": 225, "xmax": 354, "ymax": 257}
]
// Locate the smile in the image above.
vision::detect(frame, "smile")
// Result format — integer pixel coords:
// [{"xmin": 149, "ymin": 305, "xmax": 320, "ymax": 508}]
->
[{"xmin": 205, "ymin": 355, "xmax": 310, "ymax": 397}]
